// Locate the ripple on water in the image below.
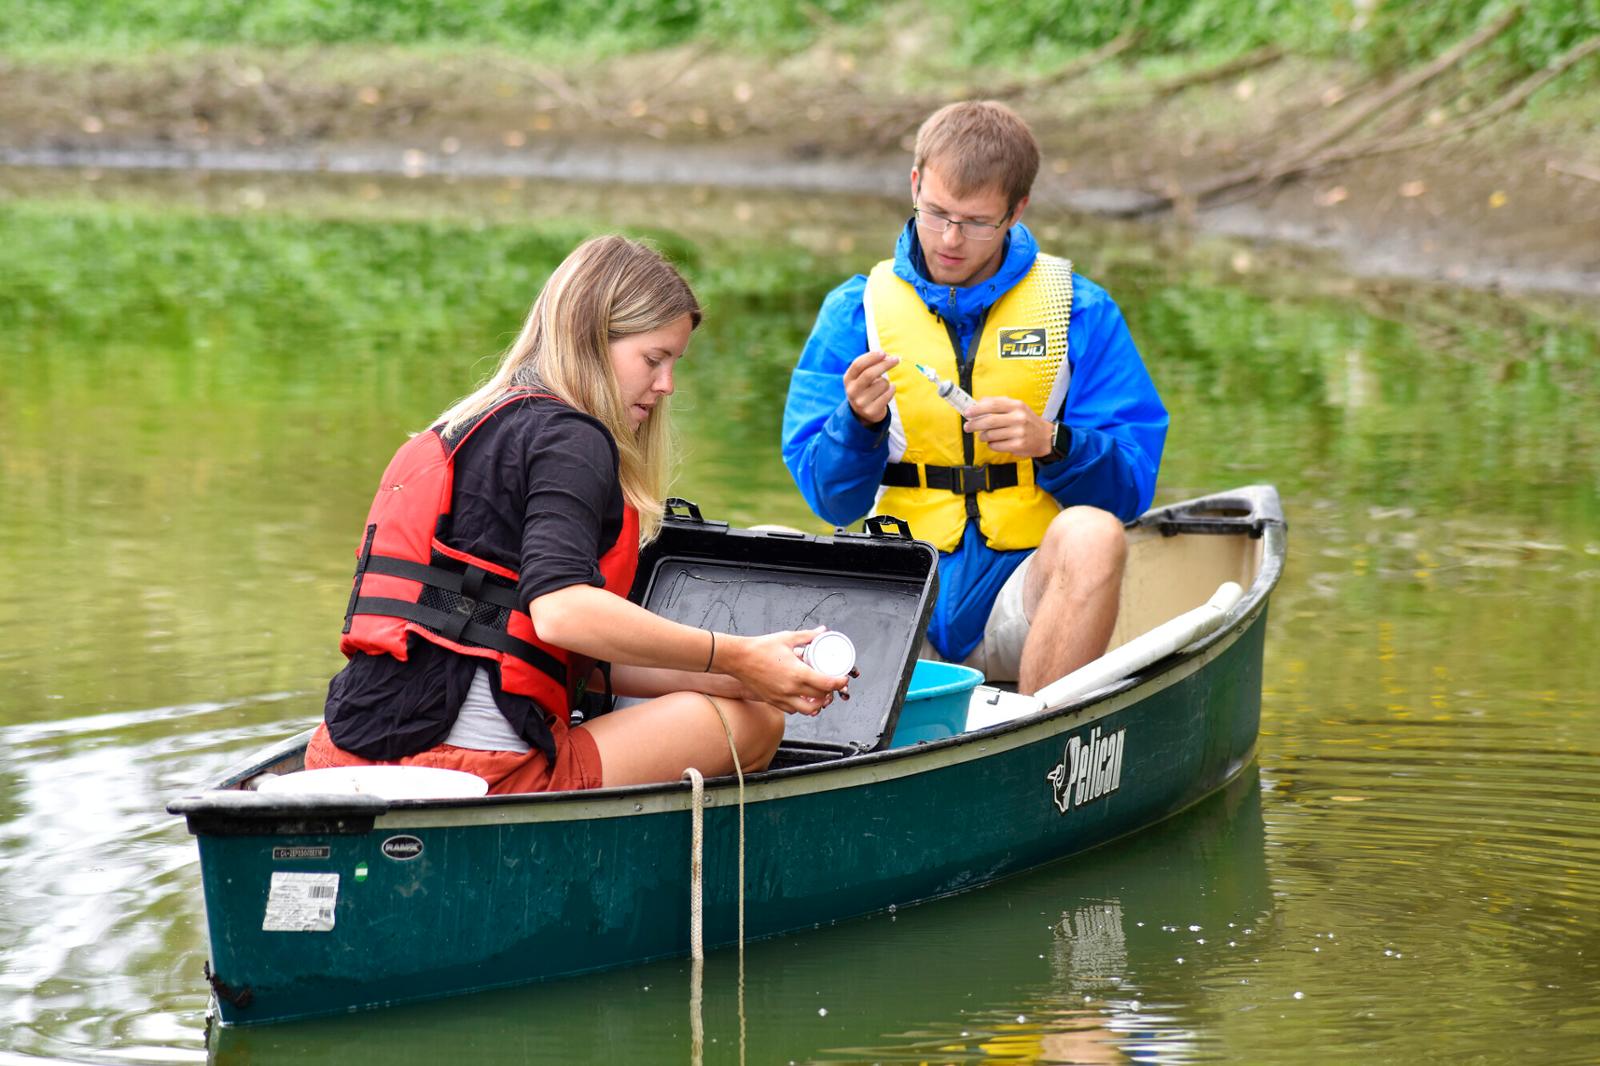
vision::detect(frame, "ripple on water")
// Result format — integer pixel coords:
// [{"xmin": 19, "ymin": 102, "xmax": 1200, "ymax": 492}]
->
[
  {"xmin": 1246, "ymin": 701, "xmax": 1600, "ymax": 1062},
  {"xmin": 0, "ymin": 694, "xmax": 314, "ymax": 1061}
]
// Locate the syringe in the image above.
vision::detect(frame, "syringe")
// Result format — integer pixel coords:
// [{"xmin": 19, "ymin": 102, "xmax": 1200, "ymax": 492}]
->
[{"xmin": 914, "ymin": 363, "xmax": 976, "ymax": 415}]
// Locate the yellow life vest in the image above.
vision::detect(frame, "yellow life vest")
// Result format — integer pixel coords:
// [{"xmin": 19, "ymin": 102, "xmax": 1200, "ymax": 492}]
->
[{"xmin": 865, "ymin": 254, "xmax": 1074, "ymax": 552}]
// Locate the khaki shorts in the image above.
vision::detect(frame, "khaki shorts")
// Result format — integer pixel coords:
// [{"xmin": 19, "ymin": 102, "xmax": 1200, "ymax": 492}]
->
[{"xmin": 919, "ymin": 552, "xmax": 1033, "ymax": 683}]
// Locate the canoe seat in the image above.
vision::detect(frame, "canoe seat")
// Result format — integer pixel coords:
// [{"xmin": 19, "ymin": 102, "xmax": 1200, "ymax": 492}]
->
[
  {"xmin": 769, "ymin": 738, "xmax": 860, "ymax": 769},
  {"xmin": 963, "ymin": 581, "xmax": 1245, "ymax": 732}
]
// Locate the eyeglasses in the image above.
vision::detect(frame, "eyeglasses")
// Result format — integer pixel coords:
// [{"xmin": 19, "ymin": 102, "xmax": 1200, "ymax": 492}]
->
[{"xmin": 914, "ymin": 206, "xmax": 1004, "ymax": 242}]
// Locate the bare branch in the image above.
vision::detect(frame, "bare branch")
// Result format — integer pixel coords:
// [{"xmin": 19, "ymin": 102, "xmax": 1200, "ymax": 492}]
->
[
  {"xmin": 1316, "ymin": 33, "xmax": 1600, "ymax": 163},
  {"xmin": 1147, "ymin": 45, "xmax": 1284, "ymax": 98},
  {"xmin": 1173, "ymin": 6, "xmax": 1526, "ymax": 206},
  {"xmin": 858, "ymin": 30, "xmax": 1143, "ymax": 145},
  {"xmin": 630, "ymin": 42, "xmax": 714, "ymax": 111},
  {"xmin": 1547, "ymin": 157, "xmax": 1600, "ymax": 184},
  {"xmin": 1270, "ymin": 5, "xmax": 1522, "ymax": 167},
  {"xmin": 988, "ymin": 29, "xmax": 1142, "ymax": 101}
]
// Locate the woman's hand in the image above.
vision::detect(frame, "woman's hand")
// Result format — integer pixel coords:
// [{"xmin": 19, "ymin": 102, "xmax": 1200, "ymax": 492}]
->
[
  {"xmin": 529, "ymin": 587, "xmax": 850, "ymax": 714},
  {"xmin": 717, "ymin": 626, "xmax": 849, "ymax": 716}
]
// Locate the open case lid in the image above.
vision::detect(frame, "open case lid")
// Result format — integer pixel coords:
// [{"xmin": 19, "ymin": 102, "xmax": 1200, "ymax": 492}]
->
[{"xmin": 631, "ymin": 500, "xmax": 939, "ymax": 752}]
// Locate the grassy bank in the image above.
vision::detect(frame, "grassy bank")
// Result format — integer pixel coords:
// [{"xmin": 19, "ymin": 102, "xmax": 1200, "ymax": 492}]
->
[
  {"xmin": 2, "ymin": 1, "xmax": 1595, "ymax": 294},
  {"xmin": 3, "ymin": 0, "xmax": 1595, "ymax": 81}
]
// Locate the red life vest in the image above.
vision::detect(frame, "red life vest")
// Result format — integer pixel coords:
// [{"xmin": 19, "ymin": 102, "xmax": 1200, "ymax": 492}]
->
[{"xmin": 339, "ymin": 390, "xmax": 641, "ymax": 724}]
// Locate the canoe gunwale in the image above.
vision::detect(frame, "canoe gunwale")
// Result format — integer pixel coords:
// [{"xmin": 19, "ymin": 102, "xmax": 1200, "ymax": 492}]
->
[
  {"xmin": 373, "ymin": 600, "xmax": 1271, "ymax": 830},
  {"xmin": 168, "ymin": 485, "xmax": 1286, "ymax": 836}
]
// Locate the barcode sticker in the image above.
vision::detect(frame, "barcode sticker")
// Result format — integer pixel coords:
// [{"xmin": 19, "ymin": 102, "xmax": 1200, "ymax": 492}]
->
[{"xmin": 263, "ymin": 872, "xmax": 340, "ymax": 932}]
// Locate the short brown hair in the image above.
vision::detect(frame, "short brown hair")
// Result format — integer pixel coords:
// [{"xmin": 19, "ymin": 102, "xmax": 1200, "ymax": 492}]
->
[{"xmin": 913, "ymin": 101, "xmax": 1040, "ymax": 212}]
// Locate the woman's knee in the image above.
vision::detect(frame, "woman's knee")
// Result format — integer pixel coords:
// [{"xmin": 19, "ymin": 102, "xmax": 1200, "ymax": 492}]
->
[
  {"xmin": 684, "ymin": 693, "xmax": 783, "ymax": 773},
  {"xmin": 728, "ymin": 697, "xmax": 786, "ymax": 769}
]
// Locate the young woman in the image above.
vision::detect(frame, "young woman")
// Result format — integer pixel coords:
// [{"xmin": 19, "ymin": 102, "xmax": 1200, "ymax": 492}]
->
[{"xmin": 307, "ymin": 235, "xmax": 846, "ymax": 794}]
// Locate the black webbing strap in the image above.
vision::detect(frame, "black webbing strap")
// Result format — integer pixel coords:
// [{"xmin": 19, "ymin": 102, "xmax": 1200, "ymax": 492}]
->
[
  {"xmin": 598, "ymin": 660, "xmax": 617, "ymax": 717},
  {"xmin": 881, "ymin": 463, "xmax": 921, "ymax": 488},
  {"xmin": 352, "ymin": 596, "xmax": 567, "ymax": 684},
  {"xmin": 881, "ymin": 461, "xmax": 1021, "ymax": 495},
  {"xmin": 362, "ymin": 555, "xmax": 523, "ymax": 611}
]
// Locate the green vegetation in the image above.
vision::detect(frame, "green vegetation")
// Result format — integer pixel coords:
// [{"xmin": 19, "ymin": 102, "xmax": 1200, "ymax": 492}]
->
[
  {"xmin": 0, "ymin": 0, "xmax": 874, "ymax": 52},
  {"xmin": 2, "ymin": 182, "xmax": 1596, "ymax": 718},
  {"xmin": 1, "ymin": 0, "xmax": 1594, "ymax": 79},
  {"xmin": 0, "ymin": 200, "xmax": 836, "ymax": 374},
  {"xmin": 955, "ymin": 0, "xmax": 1597, "ymax": 74},
  {"xmin": 4, "ymin": 189, "xmax": 1595, "ymax": 521}
]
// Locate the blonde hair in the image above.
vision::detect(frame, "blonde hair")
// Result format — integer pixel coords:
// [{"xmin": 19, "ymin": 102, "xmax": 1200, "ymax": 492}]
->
[
  {"xmin": 913, "ymin": 100, "xmax": 1040, "ymax": 214},
  {"xmin": 437, "ymin": 235, "xmax": 701, "ymax": 542}
]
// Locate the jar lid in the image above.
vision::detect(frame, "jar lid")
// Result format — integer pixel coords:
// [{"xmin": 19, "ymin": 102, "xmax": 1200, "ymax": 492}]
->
[{"xmin": 805, "ymin": 630, "xmax": 857, "ymax": 677}]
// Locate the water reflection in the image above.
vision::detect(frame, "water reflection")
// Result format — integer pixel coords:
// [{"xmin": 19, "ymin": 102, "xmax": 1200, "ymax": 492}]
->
[{"xmin": 1, "ymin": 169, "xmax": 1597, "ymax": 1064}]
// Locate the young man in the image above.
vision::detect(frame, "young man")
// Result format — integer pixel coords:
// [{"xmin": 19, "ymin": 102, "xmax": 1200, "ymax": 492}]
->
[{"xmin": 781, "ymin": 100, "xmax": 1167, "ymax": 693}]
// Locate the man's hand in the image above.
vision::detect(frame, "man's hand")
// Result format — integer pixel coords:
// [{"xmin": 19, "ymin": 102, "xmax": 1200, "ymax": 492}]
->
[
  {"xmin": 844, "ymin": 350, "xmax": 899, "ymax": 426},
  {"xmin": 963, "ymin": 397, "xmax": 1054, "ymax": 458}
]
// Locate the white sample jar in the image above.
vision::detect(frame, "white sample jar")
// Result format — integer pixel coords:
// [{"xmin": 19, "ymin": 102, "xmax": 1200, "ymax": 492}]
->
[{"xmin": 802, "ymin": 630, "xmax": 857, "ymax": 677}]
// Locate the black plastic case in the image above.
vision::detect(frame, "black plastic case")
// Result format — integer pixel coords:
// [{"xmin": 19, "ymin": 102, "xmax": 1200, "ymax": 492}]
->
[{"xmin": 630, "ymin": 500, "xmax": 939, "ymax": 752}]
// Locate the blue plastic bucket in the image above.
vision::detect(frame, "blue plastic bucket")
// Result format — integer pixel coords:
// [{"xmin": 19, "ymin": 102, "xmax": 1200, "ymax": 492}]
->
[{"xmin": 889, "ymin": 659, "xmax": 984, "ymax": 747}]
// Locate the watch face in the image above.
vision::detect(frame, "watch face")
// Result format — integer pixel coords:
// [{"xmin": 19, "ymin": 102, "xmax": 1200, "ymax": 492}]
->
[{"xmin": 1052, "ymin": 422, "xmax": 1069, "ymax": 458}]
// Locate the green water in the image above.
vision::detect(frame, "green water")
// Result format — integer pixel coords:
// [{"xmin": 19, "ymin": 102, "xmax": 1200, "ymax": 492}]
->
[{"xmin": 1, "ymin": 167, "xmax": 1597, "ymax": 1064}]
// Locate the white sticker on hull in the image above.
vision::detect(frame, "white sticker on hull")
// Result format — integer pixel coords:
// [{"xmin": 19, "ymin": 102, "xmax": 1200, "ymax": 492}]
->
[
  {"xmin": 262, "ymin": 871, "xmax": 339, "ymax": 932},
  {"xmin": 1045, "ymin": 726, "xmax": 1125, "ymax": 814}
]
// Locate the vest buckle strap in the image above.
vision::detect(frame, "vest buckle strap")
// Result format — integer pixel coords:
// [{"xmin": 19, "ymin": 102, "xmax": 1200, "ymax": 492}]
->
[
  {"xmin": 882, "ymin": 461, "xmax": 1021, "ymax": 495},
  {"xmin": 929, "ymin": 464, "xmax": 986, "ymax": 494}
]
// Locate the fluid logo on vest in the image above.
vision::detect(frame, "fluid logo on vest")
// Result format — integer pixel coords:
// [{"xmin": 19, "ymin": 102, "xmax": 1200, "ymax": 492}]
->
[
  {"xmin": 998, "ymin": 327, "xmax": 1048, "ymax": 358},
  {"xmin": 1045, "ymin": 725, "xmax": 1126, "ymax": 814}
]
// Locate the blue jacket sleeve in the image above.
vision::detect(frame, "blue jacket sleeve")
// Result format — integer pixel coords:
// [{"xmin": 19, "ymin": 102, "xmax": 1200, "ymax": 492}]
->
[
  {"xmin": 1036, "ymin": 277, "xmax": 1167, "ymax": 522},
  {"xmin": 780, "ymin": 276, "xmax": 892, "ymax": 526}
]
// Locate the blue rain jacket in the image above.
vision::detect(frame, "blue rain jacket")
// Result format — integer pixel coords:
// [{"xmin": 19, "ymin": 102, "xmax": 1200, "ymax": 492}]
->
[{"xmin": 781, "ymin": 221, "xmax": 1168, "ymax": 662}]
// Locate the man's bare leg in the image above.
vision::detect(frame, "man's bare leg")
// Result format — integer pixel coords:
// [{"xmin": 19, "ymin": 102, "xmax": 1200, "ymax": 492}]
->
[{"xmin": 1016, "ymin": 506, "xmax": 1127, "ymax": 693}]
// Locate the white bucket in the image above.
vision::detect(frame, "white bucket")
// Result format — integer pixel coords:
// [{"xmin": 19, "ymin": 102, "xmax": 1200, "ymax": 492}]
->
[{"xmin": 255, "ymin": 765, "xmax": 489, "ymax": 800}]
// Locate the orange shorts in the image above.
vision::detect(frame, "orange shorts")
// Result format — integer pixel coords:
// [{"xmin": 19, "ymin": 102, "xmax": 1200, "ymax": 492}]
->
[{"xmin": 304, "ymin": 719, "xmax": 603, "ymax": 795}]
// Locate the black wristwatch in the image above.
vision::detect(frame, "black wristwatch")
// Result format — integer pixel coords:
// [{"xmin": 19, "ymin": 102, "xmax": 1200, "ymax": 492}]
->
[{"xmin": 1044, "ymin": 422, "xmax": 1071, "ymax": 463}]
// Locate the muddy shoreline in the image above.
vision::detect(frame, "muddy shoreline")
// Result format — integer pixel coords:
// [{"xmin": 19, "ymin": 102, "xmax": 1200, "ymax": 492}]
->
[{"xmin": 2, "ymin": 47, "xmax": 1597, "ymax": 298}]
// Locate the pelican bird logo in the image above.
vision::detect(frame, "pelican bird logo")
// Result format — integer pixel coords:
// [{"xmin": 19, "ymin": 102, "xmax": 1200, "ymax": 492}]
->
[{"xmin": 1046, "ymin": 758, "xmax": 1072, "ymax": 813}]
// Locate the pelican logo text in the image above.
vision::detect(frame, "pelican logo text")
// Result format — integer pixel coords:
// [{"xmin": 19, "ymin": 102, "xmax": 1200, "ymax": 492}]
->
[
  {"xmin": 1045, "ymin": 726, "xmax": 1126, "ymax": 814},
  {"xmin": 380, "ymin": 835, "xmax": 424, "ymax": 861},
  {"xmin": 998, "ymin": 328, "xmax": 1047, "ymax": 359}
]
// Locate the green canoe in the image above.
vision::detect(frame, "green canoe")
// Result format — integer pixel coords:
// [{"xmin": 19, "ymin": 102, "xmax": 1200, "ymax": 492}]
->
[{"xmin": 169, "ymin": 484, "xmax": 1286, "ymax": 1027}]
